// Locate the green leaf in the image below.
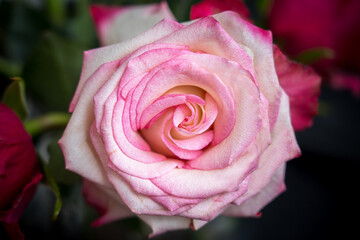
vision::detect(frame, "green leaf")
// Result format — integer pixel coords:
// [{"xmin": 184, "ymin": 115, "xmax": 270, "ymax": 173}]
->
[
  {"xmin": 66, "ymin": 0, "xmax": 98, "ymax": 48},
  {"xmin": 294, "ymin": 47, "xmax": 335, "ymax": 65},
  {"xmin": 38, "ymin": 153, "xmax": 63, "ymax": 221},
  {"xmin": 23, "ymin": 31, "xmax": 85, "ymax": 111},
  {"xmin": 25, "ymin": 112, "xmax": 71, "ymax": 137},
  {"xmin": 0, "ymin": 57, "xmax": 22, "ymax": 77},
  {"xmin": 45, "ymin": 0, "xmax": 66, "ymax": 27},
  {"xmin": 1, "ymin": 77, "xmax": 29, "ymax": 121}
]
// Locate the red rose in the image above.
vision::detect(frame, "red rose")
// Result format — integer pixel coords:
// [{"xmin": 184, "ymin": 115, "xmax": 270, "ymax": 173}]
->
[
  {"xmin": 269, "ymin": 0, "xmax": 360, "ymax": 96},
  {"xmin": 0, "ymin": 103, "xmax": 42, "ymax": 240}
]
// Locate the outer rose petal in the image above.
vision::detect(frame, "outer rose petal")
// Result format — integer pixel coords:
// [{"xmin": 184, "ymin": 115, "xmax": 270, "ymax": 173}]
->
[
  {"xmin": 59, "ymin": 61, "xmax": 121, "ymax": 187},
  {"xmin": 190, "ymin": 0, "xmax": 250, "ymax": 20},
  {"xmin": 212, "ymin": 11, "xmax": 282, "ymax": 129},
  {"xmin": 139, "ymin": 215, "xmax": 191, "ymax": 238},
  {"xmin": 273, "ymin": 45, "xmax": 321, "ymax": 130},
  {"xmin": 91, "ymin": 2, "xmax": 175, "ymax": 46},
  {"xmin": 223, "ymin": 164, "xmax": 286, "ymax": 217},
  {"xmin": 227, "ymin": 92, "xmax": 300, "ymax": 214},
  {"xmin": 82, "ymin": 179, "xmax": 133, "ymax": 227}
]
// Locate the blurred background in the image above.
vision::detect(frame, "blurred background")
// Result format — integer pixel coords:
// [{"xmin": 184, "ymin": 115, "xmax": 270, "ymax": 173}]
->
[{"xmin": 1, "ymin": 0, "xmax": 359, "ymax": 239}]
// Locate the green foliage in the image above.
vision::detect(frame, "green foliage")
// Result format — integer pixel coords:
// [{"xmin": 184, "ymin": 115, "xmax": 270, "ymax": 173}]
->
[
  {"xmin": 38, "ymin": 153, "xmax": 63, "ymax": 221},
  {"xmin": 1, "ymin": 77, "xmax": 29, "ymax": 121},
  {"xmin": 294, "ymin": 47, "xmax": 335, "ymax": 65},
  {"xmin": 25, "ymin": 112, "xmax": 71, "ymax": 136},
  {"xmin": 23, "ymin": 32, "xmax": 85, "ymax": 111}
]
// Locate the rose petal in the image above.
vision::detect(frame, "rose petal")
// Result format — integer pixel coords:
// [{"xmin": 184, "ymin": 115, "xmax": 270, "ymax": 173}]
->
[
  {"xmin": 213, "ymin": 11, "xmax": 282, "ymax": 129},
  {"xmin": 229, "ymin": 92, "xmax": 300, "ymax": 210},
  {"xmin": 59, "ymin": 61, "xmax": 121, "ymax": 187},
  {"xmin": 99, "ymin": 93, "xmax": 184, "ymax": 179},
  {"xmin": 70, "ymin": 19, "xmax": 184, "ymax": 112},
  {"xmin": 179, "ymin": 175, "xmax": 250, "ymax": 221},
  {"xmin": 156, "ymin": 16, "xmax": 255, "ymax": 78},
  {"xmin": 82, "ymin": 179, "xmax": 133, "ymax": 227},
  {"xmin": 90, "ymin": 123, "xmax": 192, "ymax": 216},
  {"xmin": 131, "ymin": 59, "xmax": 235, "ymax": 145},
  {"xmin": 273, "ymin": 45, "xmax": 321, "ymax": 131},
  {"xmin": 223, "ymin": 164, "xmax": 286, "ymax": 217},
  {"xmin": 139, "ymin": 215, "xmax": 191, "ymax": 238}
]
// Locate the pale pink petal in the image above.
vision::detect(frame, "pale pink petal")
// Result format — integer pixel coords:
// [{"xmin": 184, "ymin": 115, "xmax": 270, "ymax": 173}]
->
[
  {"xmin": 83, "ymin": 179, "xmax": 133, "ymax": 227},
  {"xmin": 139, "ymin": 94, "xmax": 203, "ymax": 129},
  {"xmin": 70, "ymin": 19, "xmax": 183, "ymax": 112},
  {"xmin": 223, "ymin": 164, "xmax": 286, "ymax": 217},
  {"xmin": 107, "ymin": 170, "xmax": 193, "ymax": 216},
  {"xmin": 119, "ymin": 45, "xmax": 189, "ymax": 99},
  {"xmin": 171, "ymin": 130, "xmax": 214, "ymax": 151},
  {"xmin": 213, "ymin": 11, "xmax": 282, "ymax": 129},
  {"xmin": 179, "ymin": 175, "xmax": 250, "ymax": 221},
  {"xmin": 132, "ymin": 60, "xmax": 236, "ymax": 145},
  {"xmin": 91, "ymin": 2, "xmax": 176, "ymax": 46},
  {"xmin": 161, "ymin": 119, "xmax": 203, "ymax": 160},
  {"xmin": 58, "ymin": 61, "xmax": 120, "ymax": 187},
  {"xmin": 121, "ymin": 95, "xmax": 151, "ymax": 152},
  {"xmin": 228, "ymin": 92, "xmax": 300, "ymax": 211},
  {"xmin": 273, "ymin": 45, "xmax": 321, "ymax": 131},
  {"xmin": 191, "ymin": 93, "xmax": 218, "ymax": 134},
  {"xmin": 191, "ymin": 219, "xmax": 208, "ymax": 230},
  {"xmin": 156, "ymin": 16, "xmax": 255, "ymax": 78},
  {"xmin": 90, "ymin": 123, "xmax": 192, "ymax": 216},
  {"xmin": 117, "ymin": 167, "xmax": 204, "ymax": 212},
  {"xmin": 99, "ymin": 92, "xmax": 184, "ymax": 178},
  {"xmin": 94, "ymin": 45, "xmax": 188, "ymax": 131},
  {"xmin": 139, "ymin": 215, "xmax": 191, "ymax": 238},
  {"xmin": 141, "ymin": 109, "xmax": 177, "ymax": 158},
  {"xmin": 150, "ymin": 150, "xmax": 258, "ymax": 199},
  {"xmin": 173, "ymin": 54, "xmax": 267, "ymax": 170}
]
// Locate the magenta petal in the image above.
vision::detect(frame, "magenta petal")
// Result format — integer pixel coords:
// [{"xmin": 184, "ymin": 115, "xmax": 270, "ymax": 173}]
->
[
  {"xmin": 190, "ymin": 0, "xmax": 250, "ymax": 20},
  {"xmin": 274, "ymin": 45, "xmax": 321, "ymax": 131}
]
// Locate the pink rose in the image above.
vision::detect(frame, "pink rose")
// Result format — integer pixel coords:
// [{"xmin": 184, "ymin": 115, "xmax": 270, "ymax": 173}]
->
[
  {"xmin": 59, "ymin": 2, "xmax": 319, "ymax": 236},
  {"xmin": 0, "ymin": 103, "xmax": 42, "ymax": 240}
]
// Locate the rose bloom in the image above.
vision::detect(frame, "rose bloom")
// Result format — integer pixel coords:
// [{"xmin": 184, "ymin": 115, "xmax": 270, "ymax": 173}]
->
[
  {"xmin": 0, "ymin": 103, "xmax": 42, "ymax": 240},
  {"xmin": 59, "ymin": 2, "xmax": 320, "ymax": 236}
]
